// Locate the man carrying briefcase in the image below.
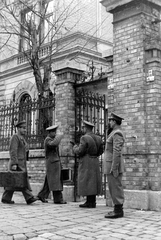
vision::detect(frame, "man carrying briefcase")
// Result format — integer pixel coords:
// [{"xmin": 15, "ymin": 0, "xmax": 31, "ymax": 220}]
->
[{"xmin": 1, "ymin": 120, "xmax": 37, "ymax": 205}]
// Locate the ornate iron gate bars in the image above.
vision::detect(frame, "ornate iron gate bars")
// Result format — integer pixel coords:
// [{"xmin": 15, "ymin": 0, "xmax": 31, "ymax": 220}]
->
[
  {"xmin": 0, "ymin": 93, "xmax": 55, "ymax": 151},
  {"xmin": 74, "ymin": 88, "xmax": 107, "ymax": 200}
]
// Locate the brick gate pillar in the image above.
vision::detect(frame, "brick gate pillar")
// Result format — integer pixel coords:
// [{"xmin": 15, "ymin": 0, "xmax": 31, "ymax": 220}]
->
[
  {"xmin": 54, "ymin": 67, "xmax": 83, "ymax": 169},
  {"xmin": 101, "ymin": 0, "xmax": 161, "ymax": 193}
]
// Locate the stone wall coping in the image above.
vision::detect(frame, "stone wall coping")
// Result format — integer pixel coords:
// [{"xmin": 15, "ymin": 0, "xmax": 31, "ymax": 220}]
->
[
  {"xmin": 106, "ymin": 189, "xmax": 161, "ymax": 211},
  {"xmin": 0, "ymin": 149, "xmax": 45, "ymax": 159},
  {"xmin": 101, "ymin": 0, "xmax": 161, "ymax": 12}
]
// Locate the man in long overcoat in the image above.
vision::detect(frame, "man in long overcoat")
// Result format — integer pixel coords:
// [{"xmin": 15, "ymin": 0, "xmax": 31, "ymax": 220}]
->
[
  {"xmin": 103, "ymin": 112, "xmax": 125, "ymax": 218},
  {"xmin": 73, "ymin": 120, "xmax": 104, "ymax": 208},
  {"xmin": 1, "ymin": 120, "xmax": 37, "ymax": 204},
  {"xmin": 37, "ymin": 125, "xmax": 66, "ymax": 204}
]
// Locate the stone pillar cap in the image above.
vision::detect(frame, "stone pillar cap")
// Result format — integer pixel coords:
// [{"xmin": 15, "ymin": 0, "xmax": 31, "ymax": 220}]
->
[{"xmin": 101, "ymin": 0, "xmax": 161, "ymax": 12}]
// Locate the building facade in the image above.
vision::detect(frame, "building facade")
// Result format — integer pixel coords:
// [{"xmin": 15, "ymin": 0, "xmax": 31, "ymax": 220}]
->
[
  {"xmin": 0, "ymin": 0, "xmax": 112, "ymax": 197},
  {"xmin": 2, "ymin": 0, "xmax": 161, "ymax": 209}
]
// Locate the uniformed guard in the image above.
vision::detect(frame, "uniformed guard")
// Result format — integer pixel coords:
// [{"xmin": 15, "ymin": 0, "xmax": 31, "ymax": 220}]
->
[
  {"xmin": 73, "ymin": 120, "xmax": 104, "ymax": 208},
  {"xmin": 37, "ymin": 124, "xmax": 67, "ymax": 204},
  {"xmin": 103, "ymin": 112, "xmax": 125, "ymax": 218}
]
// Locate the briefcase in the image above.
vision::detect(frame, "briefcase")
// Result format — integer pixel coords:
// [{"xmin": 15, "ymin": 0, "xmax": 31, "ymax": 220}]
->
[
  {"xmin": 61, "ymin": 168, "xmax": 72, "ymax": 181},
  {"xmin": 0, "ymin": 171, "xmax": 28, "ymax": 189}
]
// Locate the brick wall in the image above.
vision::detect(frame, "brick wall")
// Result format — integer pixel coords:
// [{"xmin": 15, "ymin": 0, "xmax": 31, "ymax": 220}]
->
[
  {"xmin": 102, "ymin": 0, "xmax": 161, "ymax": 191},
  {"xmin": 27, "ymin": 158, "xmax": 46, "ymax": 183},
  {"xmin": 54, "ymin": 69, "xmax": 80, "ymax": 170}
]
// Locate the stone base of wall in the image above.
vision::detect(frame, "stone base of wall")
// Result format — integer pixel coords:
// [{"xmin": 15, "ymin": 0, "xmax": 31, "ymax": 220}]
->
[
  {"xmin": 1, "ymin": 184, "xmax": 161, "ymax": 210},
  {"xmin": 106, "ymin": 189, "xmax": 161, "ymax": 211},
  {"xmin": 30, "ymin": 183, "xmax": 82, "ymax": 202},
  {"xmin": 0, "ymin": 184, "xmax": 82, "ymax": 202}
]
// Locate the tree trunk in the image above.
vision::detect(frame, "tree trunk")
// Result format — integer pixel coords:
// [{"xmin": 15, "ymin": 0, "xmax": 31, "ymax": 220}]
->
[{"xmin": 32, "ymin": 57, "xmax": 44, "ymax": 98}]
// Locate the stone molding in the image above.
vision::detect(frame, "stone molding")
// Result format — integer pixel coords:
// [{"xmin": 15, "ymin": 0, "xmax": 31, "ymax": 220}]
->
[
  {"xmin": 0, "ymin": 149, "xmax": 45, "ymax": 160},
  {"xmin": 106, "ymin": 189, "xmax": 161, "ymax": 211},
  {"xmin": 101, "ymin": 0, "xmax": 161, "ymax": 12},
  {"xmin": 55, "ymin": 67, "xmax": 83, "ymax": 85},
  {"xmin": 14, "ymin": 80, "xmax": 37, "ymax": 101}
]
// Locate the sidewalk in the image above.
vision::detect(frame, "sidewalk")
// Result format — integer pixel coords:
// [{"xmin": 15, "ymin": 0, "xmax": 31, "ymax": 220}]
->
[{"xmin": 1, "ymin": 192, "xmax": 161, "ymax": 240}]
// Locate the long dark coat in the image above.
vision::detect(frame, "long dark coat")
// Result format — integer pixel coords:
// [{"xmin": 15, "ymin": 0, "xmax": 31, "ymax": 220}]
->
[
  {"xmin": 73, "ymin": 132, "xmax": 103, "ymax": 196},
  {"xmin": 7, "ymin": 134, "xmax": 31, "ymax": 191},
  {"xmin": 44, "ymin": 135, "xmax": 63, "ymax": 191}
]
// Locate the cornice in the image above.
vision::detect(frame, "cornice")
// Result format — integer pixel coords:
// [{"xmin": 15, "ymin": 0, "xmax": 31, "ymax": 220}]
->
[
  {"xmin": 0, "ymin": 46, "xmax": 108, "ymax": 79},
  {"xmin": 101, "ymin": 0, "xmax": 161, "ymax": 12},
  {"xmin": 0, "ymin": 32, "xmax": 112, "ymax": 66}
]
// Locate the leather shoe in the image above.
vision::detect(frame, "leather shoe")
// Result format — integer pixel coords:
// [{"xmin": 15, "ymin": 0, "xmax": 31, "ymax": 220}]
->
[
  {"xmin": 2, "ymin": 199, "xmax": 15, "ymax": 204},
  {"xmin": 105, "ymin": 211, "xmax": 124, "ymax": 218},
  {"xmin": 54, "ymin": 200, "xmax": 67, "ymax": 204},
  {"xmin": 79, "ymin": 202, "xmax": 96, "ymax": 208},
  {"xmin": 27, "ymin": 197, "xmax": 37, "ymax": 205},
  {"xmin": 37, "ymin": 196, "xmax": 48, "ymax": 203}
]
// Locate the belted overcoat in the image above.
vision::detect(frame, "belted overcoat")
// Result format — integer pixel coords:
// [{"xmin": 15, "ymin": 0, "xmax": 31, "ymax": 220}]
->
[
  {"xmin": 73, "ymin": 132, "xmax": 104, "ymax": 196},
  {"xmin": 103, "ymin": 126, "xmax": 125, "ymax": 175},
  {"xmin": 44, "ymin": 135, "xmax": 63, "ymax": 191}
]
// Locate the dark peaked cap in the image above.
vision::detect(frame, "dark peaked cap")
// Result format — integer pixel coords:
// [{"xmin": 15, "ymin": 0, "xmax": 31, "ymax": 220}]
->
[
  {"xmin": 109, "ymin": 112, "xmax": 124, "ymax": 122},
  {"xmin": 83, "ymin": 120, "xmax": 94, "ymax": 127},
  {"xmin": 15, "ymin": 120, "xmax": 26, "ymax": 127},
  {"xmin": 46, "ymin": 124, "xmax": 59, "ymax": 131}
]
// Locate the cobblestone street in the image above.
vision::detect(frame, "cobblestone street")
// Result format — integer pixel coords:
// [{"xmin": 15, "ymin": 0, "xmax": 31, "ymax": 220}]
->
[{"xmin": 1, "ymin": 193, "xmax": 161, "ymax": 240}]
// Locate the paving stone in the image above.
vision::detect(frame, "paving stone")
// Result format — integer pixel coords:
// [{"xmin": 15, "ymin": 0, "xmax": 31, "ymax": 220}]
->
[
  {"xmin": 13, "ymin": 234, "xmax": 27, "ymax": 240},
  {"xmin": 38, "ymin": 233, "xmax": 55, "ymax": 238},
  {"xmin": 1, "ymin": 193, "xmax": 161, "ymax": 240},
  {"xmin": 0, "ymin": 236, "xmax": 13, "ymax": 240},
  {"xmin": 49, "ymin": 237, "xmax": 65, "ymax": 240},
  {"xmin": 29, "ymin": 238, "xmax": 45, "ymax": 240},
  {"xmin": 25, "ymin": 233, "xmax": 38, "ymax": 238}
]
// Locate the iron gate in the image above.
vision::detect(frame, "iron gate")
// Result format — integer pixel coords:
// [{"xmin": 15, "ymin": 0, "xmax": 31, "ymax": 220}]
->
[{"xmin": 74, "ymin": 88, "xmax": 107, "ymax": 200}]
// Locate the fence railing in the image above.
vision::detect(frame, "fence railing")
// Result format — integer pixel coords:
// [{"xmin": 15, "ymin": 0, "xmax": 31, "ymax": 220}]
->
[
  {"xmin": 0, "ymin": 94, "xmax": 55, "ymax": 151},
  {"xmin": 74, "ymin": 88, "xmax": 107, "ymax": 198}
]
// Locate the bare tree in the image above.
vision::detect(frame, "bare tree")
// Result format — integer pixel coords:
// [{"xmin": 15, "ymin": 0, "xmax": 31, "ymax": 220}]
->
[
  {"xmin": 0, "ymin": 0, "xmax": 81, "ymax": 98},
  {"xmin": 0, "ymin": 0, "xmax": 113, "ymax": 145}
]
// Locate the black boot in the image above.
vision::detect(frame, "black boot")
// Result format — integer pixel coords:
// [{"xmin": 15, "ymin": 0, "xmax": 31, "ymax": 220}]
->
[
  {"xmin": 79, "ymin": 201, "xmax": 96, "ymax": 208},
  {"xmin": 88, "ymin": 195, "xmax": 96, "ymax": 208},
  {"xmin": 105, "ymin": 204, "xmax": 124, "ymax": 218},
  {"xmin": 79, "ymin": 195, "xmax": 96, "ymax": 208},
  {"xmin": 37, "ymin": 196, "xmax": 48, "ymax": 203},
  {"xmin": 79, "ymin": 201, "xmax": 89, "ymax": 208}
]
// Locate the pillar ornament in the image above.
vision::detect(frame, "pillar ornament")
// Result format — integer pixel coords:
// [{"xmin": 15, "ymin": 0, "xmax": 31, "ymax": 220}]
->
[{"xmin": 101, "ymin": 0, "xmax": 161, "ymax": 12}]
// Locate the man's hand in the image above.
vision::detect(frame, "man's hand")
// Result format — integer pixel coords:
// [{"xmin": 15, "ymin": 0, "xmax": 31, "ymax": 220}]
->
[
  {"xmin": 11, "ymin": 165, "xmax": 17, "ymax": 171},
  {"xmin": 70, "ymin": 141, "xmax": 75, "ymax": 146},
  {"xmin": 111, "ymin": 169, "xmax": 119, "ymax": 178}
]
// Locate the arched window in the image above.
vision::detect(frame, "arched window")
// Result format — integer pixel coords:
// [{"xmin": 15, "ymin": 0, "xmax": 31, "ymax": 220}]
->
[{"xmin": 19, "ymin": 93, "xmax": 32, "ymax": 135}]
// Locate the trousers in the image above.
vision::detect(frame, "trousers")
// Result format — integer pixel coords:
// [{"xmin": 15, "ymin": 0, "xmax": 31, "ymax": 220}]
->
[
  {"xmin": 37, "ymin": 175, "xmax": 63, "ymax": 203},
  {"xmin": 87, "ymin": 195, "xmax": 96, "ymax": 203},
  {"xmin": 107, "ymin": 173, "xmax": 124, "ymax": 205},
  {"xmin": 1, "ymin": 188, "xmax": 34, "ymax": 203}
]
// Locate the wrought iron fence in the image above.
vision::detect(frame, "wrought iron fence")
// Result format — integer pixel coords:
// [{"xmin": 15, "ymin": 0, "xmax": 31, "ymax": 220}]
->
[
  {"xmin": 75, "ymin": 88, "xmax": 107, "ymax": 143},
  {"xmin": 74, "ymin": 88, "xmax": 107, "ymax": 199},
  {"xmin": 0, "ymin": 93, "xmax": 55, "ymax": 151}
]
